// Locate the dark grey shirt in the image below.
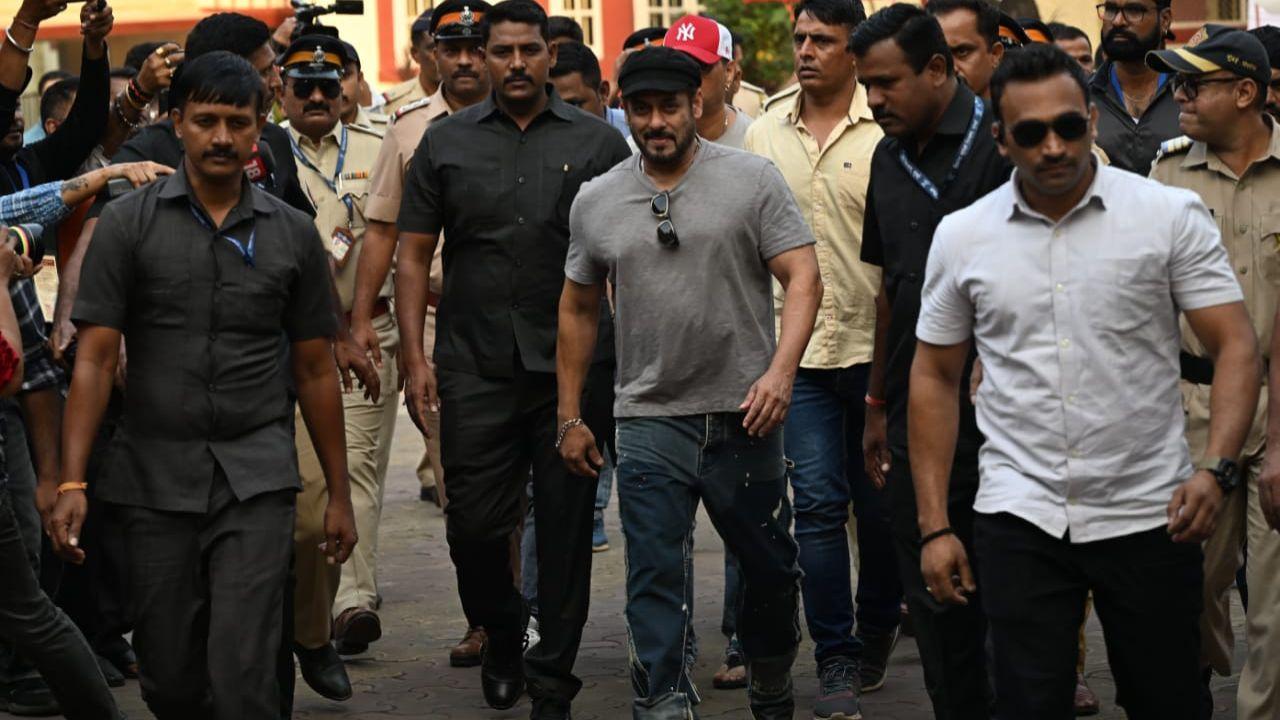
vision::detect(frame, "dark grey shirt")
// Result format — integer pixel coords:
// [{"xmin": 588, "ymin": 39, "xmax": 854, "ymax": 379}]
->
[
  {"xmin": 398, "ymin": 87, "xmax": 631, "ymax": 378},
  {"xmin": 73, "ymin": 163, "xmax": 336, "ymax": 512},
  {"xmin": 1089, "ymin": 62, "xmax": 1181, "ymax": 175}
]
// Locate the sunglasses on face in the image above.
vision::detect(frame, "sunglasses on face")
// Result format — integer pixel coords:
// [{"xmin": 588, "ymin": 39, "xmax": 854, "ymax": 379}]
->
[
  {"xmin": 1005, "ymin": 112, "xmax": 1090, "ymax": 149},
  {"xmin": 290, "ymin": 78, "xmax": 342, "ymax": 100},
  {"xmin": 1172, "ymin": 74, "xmax": 1241, "ymax": 101},
  {"xmin": 651, "ymin": 191, "xmax": 679, "ymax": 249}
]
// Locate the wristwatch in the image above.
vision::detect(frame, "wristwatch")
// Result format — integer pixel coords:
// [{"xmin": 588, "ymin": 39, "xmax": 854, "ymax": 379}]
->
[{"xmin": 1195, "ymin": 457, "xmax": 1240, "ymax": 495}]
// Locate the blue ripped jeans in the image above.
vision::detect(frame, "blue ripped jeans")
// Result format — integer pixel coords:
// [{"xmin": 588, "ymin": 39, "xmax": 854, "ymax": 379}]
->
[{"xmin": 617, "ymin": 414, "xmax": 801, "ymax": 719}]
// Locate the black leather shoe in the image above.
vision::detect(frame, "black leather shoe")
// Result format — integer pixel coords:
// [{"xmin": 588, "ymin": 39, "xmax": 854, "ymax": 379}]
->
[
  {"xmin": 480, "ymin": 633, "xmax": 525, "ymax": 710},
  {"xmin": 531, "ymin": 697, "xmax": 571, "ymax": 719},
  {"xmin": 295, "ymin": 643, "xmax": 353, "ymax": 702},
  {"xmin": 96, "ymin": 655, "xmax": 126, "ymax": 688}
]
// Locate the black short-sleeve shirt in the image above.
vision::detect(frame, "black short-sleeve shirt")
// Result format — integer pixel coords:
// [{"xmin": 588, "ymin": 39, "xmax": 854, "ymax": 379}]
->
[
  {"xmin": 398, "ymin": 88, "xmax": 631, "ymax": 378},
  {"xmin": 860, "ymin": 82, "xmax": 1010, "ymax": 462},
  {"xmin": 73, "ymin": 162, "xmax": 335, "ymax": 512}
]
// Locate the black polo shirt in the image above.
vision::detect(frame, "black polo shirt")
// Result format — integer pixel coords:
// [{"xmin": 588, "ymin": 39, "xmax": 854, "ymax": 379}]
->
[
  {"xmin": 1089, "ymin": 61, "xmax": 1181, "ymax": 175},
  {"xmin": 89, "ymin": 121, "xmax": 314, "ymax": 218},
  {"xmin": 860, "ymin": 81, "xmax": 1010, "ymax": 462},
  {"xmin": 398, "ymin": 87, "xmax": 630, "ymax": 378},
  {"xmin": 73, "ymin": 163, "xmax": 335, "ymax": 512}
]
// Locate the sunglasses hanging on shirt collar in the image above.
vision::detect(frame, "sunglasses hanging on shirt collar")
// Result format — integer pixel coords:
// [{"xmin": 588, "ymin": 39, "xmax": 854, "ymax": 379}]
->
[{"xmin": 650, "ymin": 191, "xmax": 679, "ymax": 249}]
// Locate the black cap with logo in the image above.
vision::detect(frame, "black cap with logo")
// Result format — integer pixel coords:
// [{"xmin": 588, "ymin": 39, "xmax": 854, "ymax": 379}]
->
[{"xmin": 1146, "ymin": 23, "xmax": 1271, "ymax": 88}]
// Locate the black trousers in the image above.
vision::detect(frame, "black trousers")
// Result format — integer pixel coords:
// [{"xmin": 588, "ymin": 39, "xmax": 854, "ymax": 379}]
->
[
  {"xmin": 437, "ymin": 360, "xmax": 613, "ymax": 705},
  {"xmin": 888, "ymin": 452, "xmax": 992, "ymax": 720},
  {"xmin": 974, "ymin": 512, "xmax": 1203, "ymax": 720},
  {"xmin": 113, "ymin": 472, "xmax": 296, "ymax": 720}
]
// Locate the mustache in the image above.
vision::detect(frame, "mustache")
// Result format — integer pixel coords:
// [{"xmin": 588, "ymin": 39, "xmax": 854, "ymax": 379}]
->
[
  {"xmin": 203, "ymin": 147, "xmax": 237, "ymax": 159},
  {"xmin": 452, "ymin": 70, "xmax": 480, "ymax": 80},
  {"xmin": 642, "ymin": 130, "xmax": 676, "ymax": 142},
  {"xmin": 303, "ymin": 102, "xmax": 330, "ymax": 113},
  {"xmin": 871, "ymin": 108, "xmax": 898, "ymax": 124},
  {"xmin": 504, "ymin": 73, "xmax": 532, "ymax": 84},
  {"xmin": 1104, "ymin": 28, "xmax": 1138, "ymax": 43},
  {"xmin": 1035, "ymin": 155, "xmax": 1073, "ymax": 172}
]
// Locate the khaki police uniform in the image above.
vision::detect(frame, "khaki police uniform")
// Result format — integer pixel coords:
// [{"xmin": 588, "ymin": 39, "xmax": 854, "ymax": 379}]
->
[
  {"xmin": 1151, "ymin": 123, "xmax": 1280, "ymax": 719},
  {"xmin": 352, "ymin": 106, "xmax": 390, "ymax": 136},
  {"xmin": 733, "ymin": 79, "xmax": 768, "ymax": 119},
  {"xmin": 289, "ymin": 118, "xmax": 400, "ymax": 626},
  {"xmin": 366, "ymin": 88, "xmax": 453, "ymax": 495},
  {"xmin": 381, "ymin": 77, "xmax": 430, "ymax": 116}
]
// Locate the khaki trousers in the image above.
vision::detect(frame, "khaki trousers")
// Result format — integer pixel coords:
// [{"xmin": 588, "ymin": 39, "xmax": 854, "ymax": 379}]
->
[
  {"xmin": 293, "ymin": 407, "xmax": 339, "ymax": 649},
  {"xmin": 417, "ymin": 307, "xmax": 445, "ymax": 496},
  {"xmin": 1188, "ymin": 382, "xmax": 1280, "ymax": 719},
  {"xmin": 333, "ymin": 311, "xmax": 400, "ymax": 615}
]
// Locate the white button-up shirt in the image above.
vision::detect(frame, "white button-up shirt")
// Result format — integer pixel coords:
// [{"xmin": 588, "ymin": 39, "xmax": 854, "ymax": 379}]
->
[{"xmin": 917, "ymin": 165, "xmax": 1243, "ymax": 543}]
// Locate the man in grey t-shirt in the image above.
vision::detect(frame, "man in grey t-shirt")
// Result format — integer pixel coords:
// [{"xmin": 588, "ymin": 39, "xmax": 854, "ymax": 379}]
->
[{"xmin": 556, "ymin": 48, "xmax": 822, "ymax": 720}]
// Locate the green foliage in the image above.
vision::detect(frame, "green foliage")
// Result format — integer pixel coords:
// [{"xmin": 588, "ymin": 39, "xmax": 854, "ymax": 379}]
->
[{"xmin": 700, "ymin": 0, "xmax": 796, "ymax": 92}]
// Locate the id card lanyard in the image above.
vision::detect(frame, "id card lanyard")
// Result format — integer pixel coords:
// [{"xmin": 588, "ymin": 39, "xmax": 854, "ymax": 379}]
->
[
  {"xmin": 290, "ymin": 125, "xmax": 355, "ymax": 227},
  {"xmin": 190, "ymin": 204, "xmax": 255, "ymax": 268},
  {"xmin": 896, "ymin": 94, "xmax": 985, "ymax": 202}
]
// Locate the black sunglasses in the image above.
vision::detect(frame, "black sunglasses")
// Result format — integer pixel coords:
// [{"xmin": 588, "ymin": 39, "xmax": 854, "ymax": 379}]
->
[
  {"xmin": 651, "ymin": 191, "xmax": 678, "ymax": 249},
  {"xmin": 1006, "ymin": 112, "xmax": 1089, "ymax": 149},
  {"xmin": 1171, "ymin": 74, "xmax": 1241, "ymax": 101},
  {"xmin": 291, "ymin": 78, "xmax": 342, "ymax": 100}
]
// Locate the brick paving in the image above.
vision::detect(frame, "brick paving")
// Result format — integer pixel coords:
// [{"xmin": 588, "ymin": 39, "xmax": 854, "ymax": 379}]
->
[{"xmin": 94, "ymin": 407, "xmax": 1244, "ymax": 719}]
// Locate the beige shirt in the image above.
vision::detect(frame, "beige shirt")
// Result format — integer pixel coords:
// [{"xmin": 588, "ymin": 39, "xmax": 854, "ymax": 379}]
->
[
  {"xmin": 744, "ymin": 85, "xmax": 884, "ymax": 369},
  {"xmin": 288, "ymin": 121, "xmax": 387, "ymax": 312},
  {"xmin": 733, "ymin": 80, "xmax": 768, "ymax": 119},
  {"xmin": 366, "ymin": 88, "xmax": 454, "ymax": 296},
  {"xmin": 1151, "ymin": 121, "xmax": 1280, "ymax": 460},
  {"xmin": 351, "ymin": 106, "xmax": 389, "ymax": 137},
  {"xmin": 381, "ymin": 77, "xmax": 429, "ymax": 116}
]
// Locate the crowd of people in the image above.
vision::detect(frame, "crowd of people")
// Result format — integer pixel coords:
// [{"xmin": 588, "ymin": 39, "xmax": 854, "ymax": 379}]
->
[{"xmin": 0, "ymin": 0, "xmax": 1275, "ymax": 718}]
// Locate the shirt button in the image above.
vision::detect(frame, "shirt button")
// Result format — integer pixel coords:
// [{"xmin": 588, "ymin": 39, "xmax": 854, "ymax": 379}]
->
[
  {"xmin": 1241, "ymin": 267, "xmax": 1249, "ymax": 275},
  {"xmin": 1060, "ymin": 338, "xmax": 1071, "ymax": 348},
  {"xmin": 208, "ymin": 332, "xmax": 217, "ymax": 341},
  {"xmin": 909, "ymin": 220, "xmax": 919, "ymax": 230},
  {"xmin": 1067, "ymin": 394, "xmax": 1076, "ymax": 404},
  {"xmin": 511, "ymin": 302, "xmax": 520, "ymax": 309},
  {"xmin": 519, "ymin": 137, "xmax": 527, "ymax": 145},
  {"xmin": 208, "ymin": 383, "xmax": 216, "ymax": 392},
  {"xmin": 517, "ymin": 176, "xmax": 526, "ymax": 184},
  {"xmin": 1239, "ymin": 224, "xmax": 1249, "ymax": 235},
  {"xmin": 1055, "ymin": 283, "xmax": 1064, "ymax": 292},
  {"xmin": 517, "ymin": 216, "xmax": 526, "ymax": 225},
  {"xmin": 515, "ymin": 259, "xmax": 524, "ymax": 268},
  {"xmin": 215, "ymin": 282, "xmax": 224, "ymax": 290}
]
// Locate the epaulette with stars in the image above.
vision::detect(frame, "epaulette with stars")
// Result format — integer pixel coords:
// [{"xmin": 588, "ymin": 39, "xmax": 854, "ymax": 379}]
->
[{"xmin": 391, "ymin": 96, "xmax": 433, "ymax": 125}]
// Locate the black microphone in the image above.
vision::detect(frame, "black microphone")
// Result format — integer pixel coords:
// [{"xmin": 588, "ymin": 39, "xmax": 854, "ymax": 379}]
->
[{"xmin": 5, "ymin": 223, "xmax": 43, "ymax": 264}]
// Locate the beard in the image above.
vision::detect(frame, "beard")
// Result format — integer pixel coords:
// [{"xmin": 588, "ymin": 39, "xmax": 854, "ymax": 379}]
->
[
  {"xmin": 637, "ymin": 124, "xmax": 697, "ymax": 168},
  {"xmin": 1102, "ymin": 23, "xmax": 1162, "ymax": 62}
]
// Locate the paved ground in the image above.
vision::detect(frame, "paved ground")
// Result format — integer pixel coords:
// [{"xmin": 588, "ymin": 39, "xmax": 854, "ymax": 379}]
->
[{"xmin": 90, "ymin": 407, "xmax": 1245, "ymax": 719}]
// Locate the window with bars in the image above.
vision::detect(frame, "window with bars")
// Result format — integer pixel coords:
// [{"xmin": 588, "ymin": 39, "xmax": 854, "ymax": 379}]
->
[
  {"xmin": 552, "ymin": 0, "xmax": 600, "ymax": 50},
  {"xmin": 637, "ymin": 0, "xmax": 700, "ymax": 29}
]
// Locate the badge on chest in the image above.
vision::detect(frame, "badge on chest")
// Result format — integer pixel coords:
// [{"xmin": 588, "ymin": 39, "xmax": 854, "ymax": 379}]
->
[{"xmin": 331, "ymin": 227, "xmax": 355, "ymax": 268}]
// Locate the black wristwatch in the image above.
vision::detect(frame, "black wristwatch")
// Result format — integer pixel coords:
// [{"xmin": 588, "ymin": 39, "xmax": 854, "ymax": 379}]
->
[{"xmin": 1195, "ymin": 457, "xmax": 1240, "ymax": 495}]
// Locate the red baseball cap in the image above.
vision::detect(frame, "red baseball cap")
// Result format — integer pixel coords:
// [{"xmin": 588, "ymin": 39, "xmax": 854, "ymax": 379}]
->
[{"xmin": 663, "ymin": 15, "xmax": 733, "ymax": 66}]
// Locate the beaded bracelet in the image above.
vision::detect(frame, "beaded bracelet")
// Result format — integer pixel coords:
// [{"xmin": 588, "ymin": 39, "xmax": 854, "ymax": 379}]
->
[{"xmin": 113, "ymin": 97, "xmax": 140, "ymax": 130}]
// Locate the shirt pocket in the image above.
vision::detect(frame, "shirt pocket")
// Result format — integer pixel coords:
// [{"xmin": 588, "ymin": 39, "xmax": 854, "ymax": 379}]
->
[
  {"xmin": 219, "ymin": 269, "xmax": 290, "ymax": 335},
  {"xmin": 1257, "ymin": 212, "xmax": 1280, "ymax": 285},
  {"xmin": 1085, "ymin": 256, "xmax": 1166, "ymax": 334},
  {"xmin": 544, "ymin": 158, "xmax": 595, "ymax": 228}
]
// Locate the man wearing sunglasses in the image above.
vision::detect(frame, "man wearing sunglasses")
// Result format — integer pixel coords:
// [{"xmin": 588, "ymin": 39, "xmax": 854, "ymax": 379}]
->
[
  {"xmin": 912, "ymin": 43, "xmax": 1260, "ymax": 718},
  {"xmin": 1088, "ymin": 0, "xmax": 1181, "ymax": 174},
  {"xmin": 1147, "ymin": 25, "xmax": 1280, "ymax": 720},
  {"xmin": 278, "ymin": 34, "xmax": 390, "ymax": 697},
  {"xmin": 557, "ymin": 46, "xmax": 819, "ymax": 720}
]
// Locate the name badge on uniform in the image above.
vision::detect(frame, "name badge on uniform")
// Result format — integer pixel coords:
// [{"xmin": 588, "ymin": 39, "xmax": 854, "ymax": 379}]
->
[{"xmin": 331, "ymin": 227, "xmax": 355, "ymax": 268}]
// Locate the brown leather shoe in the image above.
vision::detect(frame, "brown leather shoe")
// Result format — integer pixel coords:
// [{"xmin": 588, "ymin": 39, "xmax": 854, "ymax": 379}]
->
[
  {"xmin": 1075, "ymin": 673, "xmax": 1101, "ymax": 716},
  {"xmin": 333, "ymin": 607, "xmax": 382, "ymax": 655},
  {"xmin": 450, "ymin": 626, "xmax": 486, "ymax": 668}
]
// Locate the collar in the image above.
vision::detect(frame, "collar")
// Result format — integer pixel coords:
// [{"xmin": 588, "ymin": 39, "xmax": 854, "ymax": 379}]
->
[
  {"xmin": 1183, "ymin": 116, "xmax": 1280, "ymax": 171},
  {"xmin": 475, "ymin": 84, "xmax": 576, "ymax": 123},
  {"xmin": 937, "ymin": 81, "xmax": 978, "ymax": 136},
  {"xmin": 159, "ymin": 160, "xmax": 277, "ymax": 216},
  {"xmin": 288, "ymin": 120, "xmax": 343, "ymax": 151},
  {"xmin": 785, "ymin": 82, "xmax": 875, "ymax": 127},
  {"xmin": 1008, "ymin": 159, "xmax": 1107, "ymax": 223}
]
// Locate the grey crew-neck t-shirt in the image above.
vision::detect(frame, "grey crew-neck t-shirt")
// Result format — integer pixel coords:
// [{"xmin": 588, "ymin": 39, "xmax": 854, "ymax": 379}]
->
[{"xmin": 565, "ymin": 141, "xmax": 814, "ymax": 418}]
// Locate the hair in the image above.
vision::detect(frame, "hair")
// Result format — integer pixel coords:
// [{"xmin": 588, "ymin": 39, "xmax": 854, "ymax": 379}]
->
[
  {"xmin": 989, "ymin": 43, "xmax": 1089, "ymax": 121},
  {"xmin": 39, "ymin": 78, "xmax": 78, "ymax": 123},
  {"xmin": 850, "ymin": 4, "xmax": 953, "ymax": 75},
  {"xmin": 549, "ymin": 40, "xmax": 602, "ymax": 87},
  {"xmin": 1047, "ymin": 21, "xmax": 1090, "ymax": 48},
  {"xmin": 1251, "ymin": 26, "xmax": 1280, "ymax": 71},
  {"xmin": 170, "ymin": 51, "xmax": 264, "ymax": 111},
  {"xmin": 793, "ymin": 0, "xmax": 867, "ymax": 35},
  {"xmin": 124, "ymin": 41, "xmax": 165, "ymax": 75},
  {"xmin": 547, "ymin": 15, "xmax": 584, "ymax": 43},
  {"xmin": 925, "ymin": 0, "xmax": 1000, "ymax": 47},
  {"xmin": 481, "ymin": 0, "xmax": 549, "ymax": 44},
  {"xmin": 623, "ymin": 26, "xmax": 667, "ymax": 51},
  {"xmin": 411, "ymin": 11, "xmax": 433, "ymax": 48},
  {"xmin": 37, "ymin": 70, "xmax": 72, "ymax": 94},
  {"xmin": 185, "ymin": 13, "xmax": 272, "ymax": 61}
]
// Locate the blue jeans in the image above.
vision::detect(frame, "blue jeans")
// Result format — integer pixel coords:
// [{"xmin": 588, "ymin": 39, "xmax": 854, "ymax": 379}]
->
[
  {"xmin": 595, "ymin": 447, "xmax": 614, "ymax": 512},
  {"xmin": 617, "ymin": 414, "xmax": 801, "ymax": 719},
  {"xmin": 785, "ymin": 365, "xmax": 902, "ymax": 663}
]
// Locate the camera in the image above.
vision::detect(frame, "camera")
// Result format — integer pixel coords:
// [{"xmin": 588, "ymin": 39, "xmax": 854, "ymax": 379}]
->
[
  {"xmin": 2, "ymin": 224, "xmax": 44, "ymax": 265},
  {"xmin": 290, "ymin": 0, "xmax": 365, "ymax": 39}
]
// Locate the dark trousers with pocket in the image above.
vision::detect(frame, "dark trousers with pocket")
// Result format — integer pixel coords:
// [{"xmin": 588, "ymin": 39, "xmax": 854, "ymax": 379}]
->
[
  {"xmin": 113, "ymin": 472, "xmax": 295, "ymax": 720},
  {"xmin": 437, "ymin": 360, "xmax": 613, "ymax": 706},
  {"xmin": 888, "ymin": 454, "xmax": 992, "ymax": 719},
  {"xmin": 974, "ymin": 512, "xmax": 1203, "ymax": 720},
  {"xmin": 0, "ymin": 488, "xmax": 119, "ymax": 720}
]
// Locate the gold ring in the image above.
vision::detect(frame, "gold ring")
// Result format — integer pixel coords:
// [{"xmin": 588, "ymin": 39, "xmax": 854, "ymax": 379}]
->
[
  {"xmin": 164, "ymin": 57, "xmax": 172, "ymax": 68},
  {"xmin": 155, "ymin": 45, "xmax": 168, "ymax": 56}
]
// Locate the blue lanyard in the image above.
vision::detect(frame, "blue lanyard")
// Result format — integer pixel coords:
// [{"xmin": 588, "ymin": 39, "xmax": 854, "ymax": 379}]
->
[
  {"xmin": 190, "ymin": 204, "xmax": 255, "ymax": 268},
  {"xmin": 897, "ymin": 94, "xmax": 984, "ymax": 202},
  {"xmin": 290, "ymin": 126, "xmax": 355, "ymax": 224},
  {"xmin": 14, "ymin": 163, "xmax": 28, "ymax": 190},
  {"xmin": 1110, "ymin": 66, "xmax": 1167, "ymax": 119}
]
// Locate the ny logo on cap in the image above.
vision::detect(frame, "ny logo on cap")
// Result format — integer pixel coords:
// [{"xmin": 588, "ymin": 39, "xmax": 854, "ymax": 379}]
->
[{"xmin": 677, "ymin": 24, "xmax": 695, "ymax": 42}]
